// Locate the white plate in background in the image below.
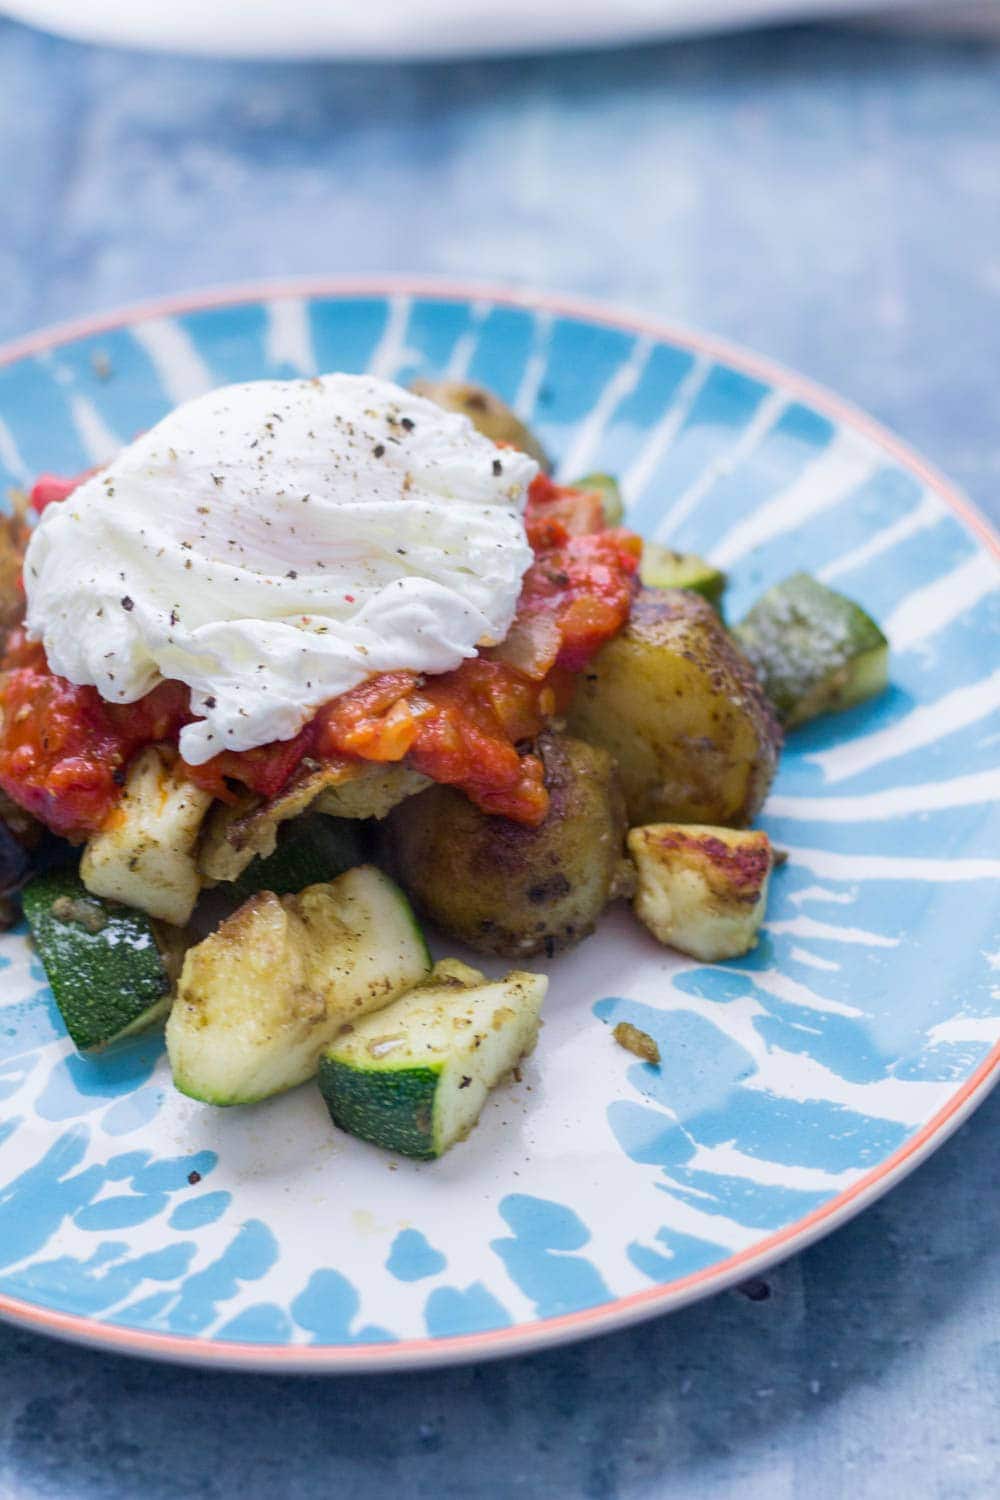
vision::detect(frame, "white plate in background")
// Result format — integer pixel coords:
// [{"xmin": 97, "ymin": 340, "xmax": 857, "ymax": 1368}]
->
[{"xmin": 0, "ymin": 0, "xmax": 997, "ymax": 59}]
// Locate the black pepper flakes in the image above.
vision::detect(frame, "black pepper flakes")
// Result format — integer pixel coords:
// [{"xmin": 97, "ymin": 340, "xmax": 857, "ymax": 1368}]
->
[
  {"xmin": 492, "ymin": 458, "xmax": 503, "ymax": 476},
  {"xmin": 120, "ymin": 596, "xmax": 134, "ymax": 611},
  {"xmin": 373, "ymin": 444, "xmax": 385, "ymax": 459}
]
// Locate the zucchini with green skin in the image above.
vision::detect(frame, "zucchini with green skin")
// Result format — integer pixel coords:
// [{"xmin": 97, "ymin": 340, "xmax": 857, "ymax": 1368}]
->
[
  {"xmin": 21, "ymin": 868, "xmax": 178, "ymax": 1051},
  {"xmin": 734, "ymin": 572, "xmax": 889, "ymax": 728},
  {"xmin": 563, "ymin": 482, "xmax": 727, "ymax": 610},
  {"xmin": 319, "ymin": 959, "xmax": 547, "ymax": 1159},
  {"xmin": 640, "ymin": 542, "xmax": 726, "ymax": 608},
  {"xmin": 229, "ymin": 813, "xmax": 364, "ymax": 899},
  {"xmin": 166, "ymin": 865, "xmax": 431, "ymax": 1106}
]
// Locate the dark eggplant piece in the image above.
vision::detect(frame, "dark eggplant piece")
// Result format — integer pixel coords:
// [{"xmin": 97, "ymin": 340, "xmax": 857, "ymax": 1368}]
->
[
  {"xmin": 0, "ymin": 789, "xmax": 67, "ymax": 900},
  {"xmin": 0, "ymin": 820, "xmax": 34, "ymax": 894}
]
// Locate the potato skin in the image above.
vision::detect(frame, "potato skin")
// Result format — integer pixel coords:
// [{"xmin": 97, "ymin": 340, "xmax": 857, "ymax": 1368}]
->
[
  {"xmin": 383, "ymin": 733, "xmax": 627, "ymax": 957},
  {"xmin": 410, "ymin": 379, "xmax": 550, "ymax": 472},
  {"xmin": 566, "ymin": 588, "xmax": 782, "ymax": 828}
]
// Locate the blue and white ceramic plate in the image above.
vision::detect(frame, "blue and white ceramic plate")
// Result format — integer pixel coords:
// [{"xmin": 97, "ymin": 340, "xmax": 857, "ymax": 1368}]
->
[{"xmin": 0, "ymin": 281, "xmax": 997, "ymax": 1372}]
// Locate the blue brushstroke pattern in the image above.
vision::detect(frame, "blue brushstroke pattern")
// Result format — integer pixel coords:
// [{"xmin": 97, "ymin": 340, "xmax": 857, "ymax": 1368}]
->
[
  {"xmin": 425, "ymin": 1282, "xmax": 511, "ymax": 1337},
  {"xmin": 492, "ymin": 1195, "xmax": 611, "ymax": 1318},
  {"xmin": 165, "ymin": 1221, "xmax": 278, "ymax": 1335},
  {"xmin": 386, "ymin": 1229, "xmax": 447, "ymax": 1282},
  {"xmin": 290, "ymin": 1269, "xmax": 394, "ymax": 1345},
  {"xmin": 34, "ymin": 1036, "xmax": 164, "ymax": 1121},
  {"xmin": 3, "ymin": 1243, "xmax": 195, "ymax": 1317},
  {"xmin": 214, "ymin": 1303, "xmax": 295, "ymax": 1344},
  {"xmin": 100, "ymin": 1086, "xmax": 165, "ymax": 1136},
  {"xmin": 169, "ymin": 1192, "xmax": 232, "ymax": 1231},
  {"xmin": 628, "ymin": 1226, "xmax": 732, "ymax": 1284}
]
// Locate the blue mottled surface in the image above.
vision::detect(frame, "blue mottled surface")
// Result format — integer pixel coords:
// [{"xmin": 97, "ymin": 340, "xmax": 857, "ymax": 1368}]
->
[{"xmin": 1, "ymin": 15, "xmax": 999, "ymax": 1498}]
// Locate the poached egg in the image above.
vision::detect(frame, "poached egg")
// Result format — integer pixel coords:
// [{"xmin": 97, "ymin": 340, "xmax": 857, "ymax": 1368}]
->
[{"xmin": 24, "ymin": 373, "xmax": 538, "ymax": 764}]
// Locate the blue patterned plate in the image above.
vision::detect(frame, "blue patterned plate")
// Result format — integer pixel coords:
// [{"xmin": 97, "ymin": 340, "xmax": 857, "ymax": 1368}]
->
[{"xmin": 0, "ymin": 281, "xmax": 997, "ymax": 1371}]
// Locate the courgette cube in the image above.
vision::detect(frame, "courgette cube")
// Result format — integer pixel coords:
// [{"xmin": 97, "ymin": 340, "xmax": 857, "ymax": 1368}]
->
[
  {"xmin": 640, "ymin": 542, "xmax": 726, "ymax": 608},
  {"xmin": 569, "ymin": 472, "xmax": 624, "ymax": 527},
  {"xmin": 319, "ymin": 959, "xmax": 547, "ymax": 1159},
  {"xmin": 22, "ymin": 868, "xmax": 175, "ymax": 1052},
  {"xmin": 734, "ymin": 572, "xmax": 889, "ymax": 728},
  {"xmin": 166, "ymin": 865, "xmax": 430, "ymax": 1106},
  {"xmin": 81, "ymin": 746, "xmax": 212, "ymax": 926},
  {"xmin": 230, "ymin": 813, "xmax": 364, "ymax": 899}
]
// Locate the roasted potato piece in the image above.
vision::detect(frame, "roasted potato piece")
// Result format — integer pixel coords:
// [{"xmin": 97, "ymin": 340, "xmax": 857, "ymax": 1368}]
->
[
  {"xmin": 567, "ymin": 588, "xmax": 781, "ymax": 827},
  {"xmin": 384, "ymin": 732, "xmax": 629, "ymax": 958},
  {"xmin": 411, "ymin": 379, "xmax": 550, "ymax": 471},
  {"xmin": 198, "ymin": 760, "xmax": 431, "ymax": 884},
  {"xmin": 628, "ymin": 823, "xmax": 773, "ymax": 961}
]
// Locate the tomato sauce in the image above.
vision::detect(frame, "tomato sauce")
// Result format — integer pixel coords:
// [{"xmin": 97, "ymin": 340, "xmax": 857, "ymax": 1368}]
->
[
  {"xmin": 0, "ymin": 632, "xmax": 190, "ymax": 839},
  {"xmin": 0, "ymin": 470, "xmax": 639, "ymax": 837}
]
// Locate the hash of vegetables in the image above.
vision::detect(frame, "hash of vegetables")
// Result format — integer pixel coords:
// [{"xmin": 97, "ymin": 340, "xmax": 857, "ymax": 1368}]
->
[{"xmin": 1, "ymin": 382, "xmax": 889, "ymax": 1159}]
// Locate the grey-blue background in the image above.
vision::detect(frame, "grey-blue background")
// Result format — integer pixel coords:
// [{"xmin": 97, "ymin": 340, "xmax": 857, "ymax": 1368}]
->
[{"xmin": 1, "ymin": 17, "xmax": 998, "ymax": 1498}]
